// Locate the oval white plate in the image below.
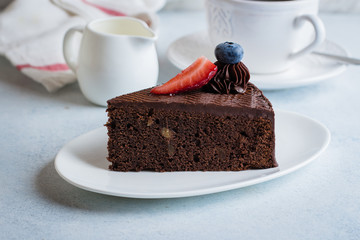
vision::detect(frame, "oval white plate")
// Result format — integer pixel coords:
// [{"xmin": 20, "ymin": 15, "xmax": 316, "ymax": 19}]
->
[
  {"xmin": 55, "ymin": 110, "xmax": 330, "ymax": 199},
  {"xmin": 167, "ymin": 31, "xmax": 348, "ymax": 90}
]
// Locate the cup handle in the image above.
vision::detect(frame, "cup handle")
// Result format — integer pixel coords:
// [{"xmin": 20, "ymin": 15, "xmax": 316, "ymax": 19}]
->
[
  {"xmin": 290, "ymin": 14, "xmax": 326, "ymax": 60},
  {"xmin": 63, "ymin": 25, "xmax": 84, "ymax": 73}
]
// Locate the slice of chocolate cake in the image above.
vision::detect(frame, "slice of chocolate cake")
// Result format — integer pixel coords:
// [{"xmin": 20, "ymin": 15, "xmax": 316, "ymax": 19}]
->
[
  {"xmin": 106, "ymin": 42, "xmax": 277, "ymax": 172},
  {"xmin": 106, "ymin": 83, "xmax": 276, "ymax": 171}
]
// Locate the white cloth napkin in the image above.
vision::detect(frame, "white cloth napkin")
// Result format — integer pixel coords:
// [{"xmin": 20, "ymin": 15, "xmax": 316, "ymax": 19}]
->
[{"xmin": 0, "ymin": 0, "xmax": 165, "ymax": 92}]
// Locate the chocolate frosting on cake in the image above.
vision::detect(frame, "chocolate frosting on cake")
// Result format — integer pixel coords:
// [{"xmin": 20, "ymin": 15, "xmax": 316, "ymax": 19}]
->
[
  {"xmin": 108, "ymin": 83, "xmax": 273, "ymax": 120},
  {"xmin": 203, "ymin": 61, "xmax": 250, "ymax": 94}
]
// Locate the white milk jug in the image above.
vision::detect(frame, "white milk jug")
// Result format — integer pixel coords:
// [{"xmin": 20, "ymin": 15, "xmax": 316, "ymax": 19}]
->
[{"xmin": 63, "ymin": 17, "xmax": 159, "ymax": 106}]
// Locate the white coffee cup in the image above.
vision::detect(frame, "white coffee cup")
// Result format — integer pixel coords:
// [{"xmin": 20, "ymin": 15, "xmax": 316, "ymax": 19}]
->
[
  {"xmin": 63, "ymin": 17, "xmax": 159, "ymax": 106},
  {"xmin": 206, "ymin": 0, "xmax": 326, "ymax": 74}
]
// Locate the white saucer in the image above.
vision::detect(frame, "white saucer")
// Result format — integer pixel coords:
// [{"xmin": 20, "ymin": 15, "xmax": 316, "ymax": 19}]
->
[
  {"xmin": 54, "ymin": 110, "xmax": 330, "ymax": 199},
  {"xmin": 167, "ymin": 31, "xmax": 348, "ymax": 90}
]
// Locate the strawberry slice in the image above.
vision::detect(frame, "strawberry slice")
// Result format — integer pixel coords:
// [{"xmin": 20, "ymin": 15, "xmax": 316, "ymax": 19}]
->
[{"xmin": 151, "ymin": 56, "xmax": 217, "ymax": 95}]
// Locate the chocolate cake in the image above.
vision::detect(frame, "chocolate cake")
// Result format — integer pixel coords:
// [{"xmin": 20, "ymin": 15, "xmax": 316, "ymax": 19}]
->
[
  {"xmin": 106, "ymin": 83, "xmax": 276, "ymax": 171},
  {"xmin": 106, "ymin": 42, "xmax": 277, "ymax": 172}
]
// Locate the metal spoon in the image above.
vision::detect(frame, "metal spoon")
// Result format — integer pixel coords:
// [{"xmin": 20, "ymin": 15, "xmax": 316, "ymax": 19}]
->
[{"xmin": 312, "ymin": 51, "xmax": 360, "ymax": 65}]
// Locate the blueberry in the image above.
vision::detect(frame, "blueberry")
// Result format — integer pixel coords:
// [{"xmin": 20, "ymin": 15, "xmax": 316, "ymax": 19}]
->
[{"xmin": 214, "ymin": 42, "xmax": 244, "ymax": 64}]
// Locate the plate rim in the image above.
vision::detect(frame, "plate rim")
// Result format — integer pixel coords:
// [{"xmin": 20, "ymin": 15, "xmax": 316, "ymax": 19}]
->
[
  {"xmin": 166, "ymin": 31, "xmax": 348, "ymax": 90},
  {"xmin": 54, "ymin": 109, "xmax": 331, "ymax": 199}
]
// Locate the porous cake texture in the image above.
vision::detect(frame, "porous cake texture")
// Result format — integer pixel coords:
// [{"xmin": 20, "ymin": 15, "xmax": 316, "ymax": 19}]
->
[{"xmin": 106, "ymin": 83, "xmax": 277, "ymax": 172}]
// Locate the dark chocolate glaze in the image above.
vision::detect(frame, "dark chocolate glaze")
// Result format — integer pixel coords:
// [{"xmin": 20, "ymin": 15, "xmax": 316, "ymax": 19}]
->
[{"xmin": 108, "ymin": 83, "xmax": 273, "ymax": 120}]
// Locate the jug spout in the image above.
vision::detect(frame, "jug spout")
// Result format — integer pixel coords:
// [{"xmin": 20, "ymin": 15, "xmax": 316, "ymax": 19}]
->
[
  {"xmin": 120, "ymin": 17, "xmax": 157, "ymax": 41},
  {"xmin": 131, "ymin": 17, "xmax": 157, "ymax": 41}
]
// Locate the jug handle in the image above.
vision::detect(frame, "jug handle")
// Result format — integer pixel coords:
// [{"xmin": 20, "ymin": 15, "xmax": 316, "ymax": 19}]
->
[{"xmin": 63, "ymin": 25, "xmax": 84, "ymax": 73}]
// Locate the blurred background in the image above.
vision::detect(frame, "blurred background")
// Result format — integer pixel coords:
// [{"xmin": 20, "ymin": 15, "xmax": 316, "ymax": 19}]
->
[{"xmin": 1, "ymin": 0, "xmax": 360, "ymax": 13}]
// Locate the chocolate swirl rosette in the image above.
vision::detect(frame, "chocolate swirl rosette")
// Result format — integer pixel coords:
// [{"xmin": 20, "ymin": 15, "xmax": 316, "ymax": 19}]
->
[{"xmin": 203, "ymin": 42, "xmax": 250, "ymax": 94}]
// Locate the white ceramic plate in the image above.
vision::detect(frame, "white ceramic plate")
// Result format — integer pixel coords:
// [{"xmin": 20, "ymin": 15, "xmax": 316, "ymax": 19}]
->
[
  {"xmin": 55, "ymin": 110, "xmax": 330, "ymax": 199},
  {"xmin": 167, "ymin": 31, "xmax": 348, "ymax": 90}
]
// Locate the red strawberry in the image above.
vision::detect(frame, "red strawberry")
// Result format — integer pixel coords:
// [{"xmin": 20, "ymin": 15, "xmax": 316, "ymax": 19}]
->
[{"xmin": 151, "ymin": 56, "xmax": 217, "ymax": 95}]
